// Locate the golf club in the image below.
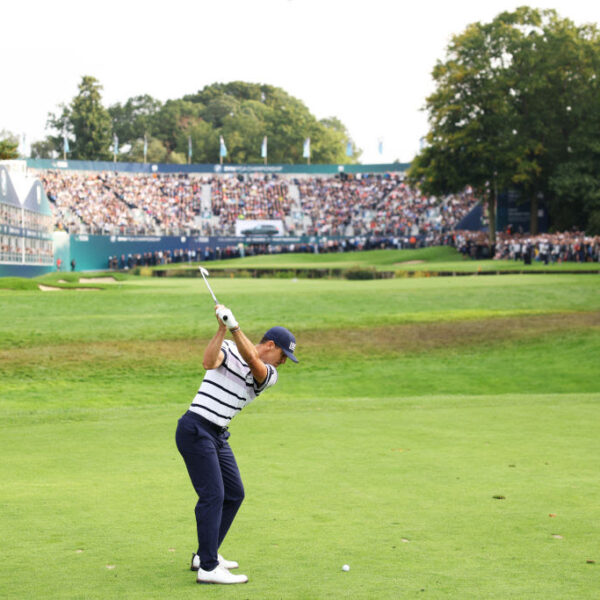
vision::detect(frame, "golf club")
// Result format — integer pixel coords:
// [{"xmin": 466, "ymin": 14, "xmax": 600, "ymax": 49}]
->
[{"xmin": 199, "ymin": 266, "xmax": 229, "ymax": 323}]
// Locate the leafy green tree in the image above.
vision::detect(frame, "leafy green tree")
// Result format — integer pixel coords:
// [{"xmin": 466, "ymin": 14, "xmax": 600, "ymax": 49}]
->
[
  {"xmin": 120, "ymin": 136, "xmax": 169, "ymax": 164},
  {"xmin": 69, "ymin": 76, "xmax": 113, "ymax": 160},
  {"xmin": 0, "ymin": 131, "xmax": 19, "ymax": 159},
  {"xmin": 109, "ymin": 95, "xmax": 162, "ymax": 144},
  {"xmin": 320, "ymin": 117, "xmax": 362, "ymax": 161},
  {"xmin": 409, "ymin": 11, "xmax": 522, "ymax": 242},
  {"xmin": 185, "ymin": 81, "xmax": 358, "ymax": 164},
  {"xmin": 409, "ymin": 7, "xmax": 600, "ymax": 238},
  {"xmin": 30, "ymin": 138, "xmax": 57, "ymax": 159},
  {"xmin": 36, "ymin": 78, "xmax": 357, "ymax": 165},
  {"xmin": 152, "ymin": 99, "xmax": 204, "ymax": 157},
  {"xmin": 40, "ymin": 104, "xmax": 73, "ymax": 158},
  {"xmin": 505, "ymin": 9, "xmax": 600, "ymax": 233}
]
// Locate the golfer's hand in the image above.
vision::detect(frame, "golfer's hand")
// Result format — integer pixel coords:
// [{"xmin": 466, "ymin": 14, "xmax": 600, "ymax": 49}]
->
[{"xmin": 216, "ymin": 305, "xmax": 239, "ymax": 330}]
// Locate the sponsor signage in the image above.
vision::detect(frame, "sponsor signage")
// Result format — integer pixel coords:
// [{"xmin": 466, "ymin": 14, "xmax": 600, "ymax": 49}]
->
[
  {"xmin": 27, "ymin": 158, "xmax": 409, "ymax": 175},
  {"xmin": 0, "ymin": 223, "xmax": 52, "ymax": 240}
]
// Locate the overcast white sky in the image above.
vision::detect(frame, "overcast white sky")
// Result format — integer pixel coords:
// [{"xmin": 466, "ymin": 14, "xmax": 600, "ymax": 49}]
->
[{"xmin": 3, "ymin": 0, "xmax": 599, "ymax": 164}]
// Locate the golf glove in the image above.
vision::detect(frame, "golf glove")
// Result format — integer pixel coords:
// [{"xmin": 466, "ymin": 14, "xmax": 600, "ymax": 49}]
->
[{"xmin": 217, "ymin": 307, "xmax": 239, "ymax": 329}]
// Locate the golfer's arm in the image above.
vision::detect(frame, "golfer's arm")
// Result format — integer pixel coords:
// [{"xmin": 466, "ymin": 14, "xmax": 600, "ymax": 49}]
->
[
  {"xmin": 202, "ymin": 326, "xmax": 227, "ymax": 370},
  {"xmin": 231, "ymin": 328, "xmax": 268, "ymax": 384}
]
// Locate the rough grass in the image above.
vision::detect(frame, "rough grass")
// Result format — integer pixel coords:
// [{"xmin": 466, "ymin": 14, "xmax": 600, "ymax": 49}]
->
[
  {"xmin": 0, "ymin": 272, "xmax": 129, "ymax": 291},
  {"xmin": 1, "ymin": 274, "xmax": 599, "ymax": 599},
  {"xmin": 1, "ymin": 275, "xmax": 599, "ymax": 349}
]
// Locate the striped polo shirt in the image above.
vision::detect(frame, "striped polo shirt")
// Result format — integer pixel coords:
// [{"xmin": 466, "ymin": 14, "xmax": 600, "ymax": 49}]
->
[{"xmin": 189, "ymin": 340, "xmax": 278, "ymax": 427}]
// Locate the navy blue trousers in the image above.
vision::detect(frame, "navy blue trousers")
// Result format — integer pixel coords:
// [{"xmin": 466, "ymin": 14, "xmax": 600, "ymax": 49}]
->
[{"xmin": 175, "ymin": 411, "xmax": 245, "ymax": 571}]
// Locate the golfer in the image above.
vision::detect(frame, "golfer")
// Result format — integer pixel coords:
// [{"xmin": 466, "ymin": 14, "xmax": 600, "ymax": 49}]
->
[{"xmin": 175, "ymin": 304, "xmax": 298, "ymax": 584}]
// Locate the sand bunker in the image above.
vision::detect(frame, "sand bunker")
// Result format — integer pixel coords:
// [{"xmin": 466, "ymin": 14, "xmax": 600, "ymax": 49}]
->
[
  {"xmin": 38, "ymin": 285, "xmax": 100, "ymax": 292},
  {"xmin": 396, "ymin": 260, "xmax": 425, "ymax": 265},
  {"xmin": 79, "ymin": 276, "xmax": 118, "ymax": 283}
]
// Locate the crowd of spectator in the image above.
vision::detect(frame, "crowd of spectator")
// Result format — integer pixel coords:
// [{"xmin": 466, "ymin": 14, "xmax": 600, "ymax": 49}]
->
[
  {"xmin": 41, "ymin": 171, "xmax": 146, "ymax": 234},
  {"xmin": 212, "ymin": 177, "xmax": 291, "ymax": 233},
  {"xmin": 448, "ymin": 230, "xmax": 600, "ymax": 263},
  {"xmin": 37, "ymin": 170, "xmax": 479, "ymax": 238},
  {"xmin": 29, "ymin": 169, "xmax": 600, "ymax": 266},
  {"xmin": 1, "ymin": 237, "xmax": 54, "ymax": 264},
  {"xmin": 297, "ymin": 174, "xmax": 476, "ymax": 237},
  {"xmin": 107, "ymin": 248, "xmax": 200, "ymax": 270},
  {"xmin": 493, "ymin": 231, "xmax": 600, "ymax": 263}
]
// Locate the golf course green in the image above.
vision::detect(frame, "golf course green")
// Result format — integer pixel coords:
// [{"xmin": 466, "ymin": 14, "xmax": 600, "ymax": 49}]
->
[{"xmin": 1, "ymin": 255, "xmax": 599, "ymax": 599}]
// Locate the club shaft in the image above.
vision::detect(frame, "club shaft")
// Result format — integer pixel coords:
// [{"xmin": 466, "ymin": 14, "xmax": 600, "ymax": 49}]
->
[{"xmin": 201, "ymin": 274, "xmax": 219, "ymax": 304}]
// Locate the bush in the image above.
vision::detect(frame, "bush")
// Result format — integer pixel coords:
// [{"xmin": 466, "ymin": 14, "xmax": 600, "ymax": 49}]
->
[{"xmin": 344, "ymin": 265, "xmax": 377, "ymax": 280}]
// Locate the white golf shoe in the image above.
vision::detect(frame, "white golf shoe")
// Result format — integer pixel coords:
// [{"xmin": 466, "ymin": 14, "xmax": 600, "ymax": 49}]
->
[
  {"xmin": 196, "ymin": 564, "xmax": 248, "ymax": 584},
  {"xmin": 190, "ymin": 553, "xmax": 239, "ymax": 571}
]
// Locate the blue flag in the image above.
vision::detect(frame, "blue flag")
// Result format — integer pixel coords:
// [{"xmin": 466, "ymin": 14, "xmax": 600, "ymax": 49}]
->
[
  {"xmin": 113, "ymin": 134, "xmax": 119, "ymax": 156},
  {"xmin": 303, "ymin": 137, "xmax": 310, "ymax": 159},
  {"xmin": 63, "ymin": 135, "xmax": 69, "ymax": 154},
  {"xmin": 220, "ymin": 136, "xmax": 227, "ymax": 158},
  {"xmin": 188, "ymin": 136, "xmax": 192, "ymax": 161},
  {"xmin": 143, "ymin": 134, "xmax": 148, "ymax": 161},
  {"xmin": 261, "ymin": 136, "xmax": 267, "ymax": 159},
  {"xmin": 346, "ymin": 141, "xmax": 352, "ymax": 157},
  {"xmin": 378, "ymin": 138, "xmax": 383, "ymax": 155}
]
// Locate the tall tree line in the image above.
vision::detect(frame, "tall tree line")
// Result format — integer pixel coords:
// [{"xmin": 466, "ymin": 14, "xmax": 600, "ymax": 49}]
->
[
  {"xmin": 30, "ymin": 79, "xmax": 360, "ymax": 165},
  {"xmin": 408, "ymin": 7, "xmax": 600, "ymax": 236}
]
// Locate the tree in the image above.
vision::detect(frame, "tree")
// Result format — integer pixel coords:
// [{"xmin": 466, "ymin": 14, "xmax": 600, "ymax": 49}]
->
[
  {"xmin": 121, "ymin": 135, "xmax": 168, "ymax": 164},
  {"xmin": 109, "ymin": 94, "xmax": 162, "ymax": 145},
  {"xmin": 35, "ymin": 79, "xmax": 358, "ymax": 165},
  {"xmin": 408, "ymin": 7, "xmax": 600, "ymax": 238},
  {"xmin": 30, "ymin": 138, "xmax": 58, "ymax": 159},
  {"xmin": 543, "ymin": 20, "xmax": 600, "ymax": 234},
  {"xmin": 152, "ymin": 99, "xmax": 204, "ymax": 159},
  {"xmin": 320, "ymin": 117, "xmax": 362, "ymax": 161},
  {"xmin": 185, "ymin": 81, "xmax": 359, "ymax": 164},
  {"xmin": 68, "ymin": 76, "xmax": 113, "ymax": 160},
  {"xmin": 44, "ymin": 77, "xmax": 113, "ymax": 161},
  {"xmin": 409, "ymin": 11, "xmax": 522, "ymax": 243},
  {"xmin": 44, "ymin": 103, "xmax": 73, "ymax": 158},
  {"xmin": 0, "ymin": 131, "xmax": 19, "ymax": 160}
]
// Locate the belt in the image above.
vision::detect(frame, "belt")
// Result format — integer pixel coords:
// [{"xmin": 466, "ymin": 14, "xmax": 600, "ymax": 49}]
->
[{"xmin": 186, "ymin": 410, "xmax": 229, "ymax": 435}]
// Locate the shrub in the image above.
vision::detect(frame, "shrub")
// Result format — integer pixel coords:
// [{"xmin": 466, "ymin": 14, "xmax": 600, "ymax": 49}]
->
[{"xmin": 344, "ymin": 265, "xmax": 377, "ymax": 280}]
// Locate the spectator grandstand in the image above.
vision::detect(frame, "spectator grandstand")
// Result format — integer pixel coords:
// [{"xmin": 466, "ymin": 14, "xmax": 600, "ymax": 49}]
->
[
  {"xmin": 0, "ymin": 165, "xmax": 54, "ymax": 270},
  {"xmin": 26, "ymin": 168, "xmax": 599, "ymax": 267},
  {"xmin": 37, "ymin": 170, "xmax": 479, "ymax": 239}
]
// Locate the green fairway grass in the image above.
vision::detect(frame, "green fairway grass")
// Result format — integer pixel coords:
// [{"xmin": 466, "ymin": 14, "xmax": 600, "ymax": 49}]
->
[
  {"xmin": 1, "ymin": 274, "xmax": 599, "ymax": 598},
  {"xmin": 156, "ymin": 247, "xmax": 600, "ymax": 273}
]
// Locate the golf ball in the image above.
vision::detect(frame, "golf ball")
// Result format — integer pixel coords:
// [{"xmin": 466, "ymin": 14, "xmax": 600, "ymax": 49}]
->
[{"xmin": 342, "ymin": 564, "xmax": 350, "ymax": 572}]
